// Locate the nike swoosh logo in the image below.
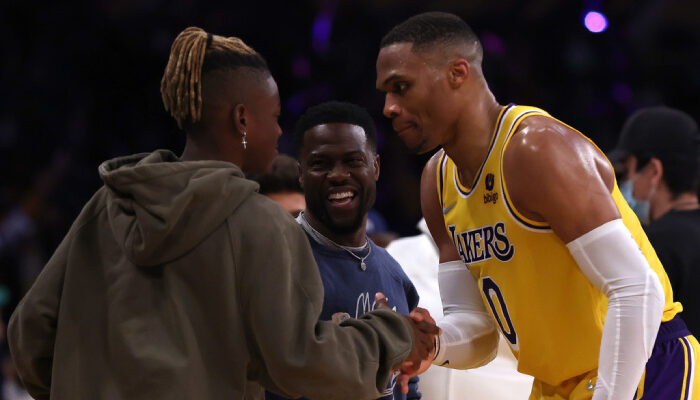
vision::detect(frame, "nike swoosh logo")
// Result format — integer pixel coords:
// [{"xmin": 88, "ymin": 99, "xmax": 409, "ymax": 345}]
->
[{"xmin": 443, "ymin": 201, "xmax": 457, "ymax": 214}]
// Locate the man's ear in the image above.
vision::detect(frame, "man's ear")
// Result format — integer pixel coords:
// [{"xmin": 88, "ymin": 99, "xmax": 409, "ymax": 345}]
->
[
  {"xmin": 448, "ymin": 59, "xmax": 470, "ymax": 89},
  {"xmin": 648, "ymin": 157, "xmax": 664, "ymax": 186},
  {"xmin": 232, "ymin": 104, "xmax": 247, "ymax": 133},
  {"xmin": 373, "ymin": 154, "xmax": 380, "ymax": 181},
  {"xmin": 298, "ymin": 161, "xmax": 304, "ymax": 189}
]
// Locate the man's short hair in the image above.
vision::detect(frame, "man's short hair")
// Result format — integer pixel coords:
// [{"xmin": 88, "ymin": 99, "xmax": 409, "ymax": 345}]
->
[
  {"xmin": 294, "ymin": 101, "xmax": 378, "ymax": 155},
  {"xmin": 380, "ymin": 11, "xmax": 481, "ymax": 55}
]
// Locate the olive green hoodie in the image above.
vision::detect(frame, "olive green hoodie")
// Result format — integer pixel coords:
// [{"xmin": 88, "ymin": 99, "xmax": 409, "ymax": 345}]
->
[{"xmin": 8, "ymin": 150, "xmax": 413, "ymax": 400}]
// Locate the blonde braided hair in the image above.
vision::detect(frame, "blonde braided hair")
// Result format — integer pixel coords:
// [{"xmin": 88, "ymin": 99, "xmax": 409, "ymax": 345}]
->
[{"xmin": 160, "ymin": 27, "xmax": 267, "ymax": 129}]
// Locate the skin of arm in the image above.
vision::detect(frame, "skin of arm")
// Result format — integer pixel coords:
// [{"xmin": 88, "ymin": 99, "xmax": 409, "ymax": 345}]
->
[
  {"xmin": 502, "ymin": 116, "xmax": 620, "ymax": 242},
  {"xmin": 421, "ymin": 152, "xmax": 464, "ymax": 264}
]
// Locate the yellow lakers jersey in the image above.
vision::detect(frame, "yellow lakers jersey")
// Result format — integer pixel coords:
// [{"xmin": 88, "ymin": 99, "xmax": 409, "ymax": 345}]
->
[{"xmin": 437, "ymin": 105, "xmax": 682, "ymax": 390}]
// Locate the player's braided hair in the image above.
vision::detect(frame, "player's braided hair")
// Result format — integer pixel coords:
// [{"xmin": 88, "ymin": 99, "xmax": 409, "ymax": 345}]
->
[{"xmin": 160, "ymin": 26, "xmax": 269, "ymax": 129}]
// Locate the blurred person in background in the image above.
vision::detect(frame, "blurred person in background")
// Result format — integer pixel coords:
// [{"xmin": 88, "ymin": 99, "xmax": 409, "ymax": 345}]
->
[
  {"xmin": 610, "ymin": 106, "xmax": 700, "ymax": 335},
  {"xmin": 8, "ymin": 27, "xmax": 437, "ymax": 400},
  {"xmin": 252, "ymin": 154, "xmax": 306, "ymax": 217}
]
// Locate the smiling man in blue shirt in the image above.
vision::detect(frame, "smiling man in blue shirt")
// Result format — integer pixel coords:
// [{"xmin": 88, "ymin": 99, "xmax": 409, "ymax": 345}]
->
[{"xmin": 266, "ymin": 101, "xmax": 421, "ymax": 400}]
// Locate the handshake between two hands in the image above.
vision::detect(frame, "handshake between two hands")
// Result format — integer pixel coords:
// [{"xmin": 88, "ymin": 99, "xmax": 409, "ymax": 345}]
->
[{"xmin": 374, "ymin": 292, "xmax": 441, "ymax": 395}]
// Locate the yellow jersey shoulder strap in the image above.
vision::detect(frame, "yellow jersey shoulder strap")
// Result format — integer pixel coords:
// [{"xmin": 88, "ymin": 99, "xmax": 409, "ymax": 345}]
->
[{"xmin": 436, "ymin": 105, "xmax": 550, "ymax": 209}]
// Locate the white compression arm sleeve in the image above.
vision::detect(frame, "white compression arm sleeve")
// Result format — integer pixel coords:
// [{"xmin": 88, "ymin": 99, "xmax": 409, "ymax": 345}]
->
[
  {"xmin": 567, "ymin": 219, "xmax": 665, "ymax": 400},
  {"xmin": 433, "ymin": 260, "xmax": 499, "ymax": 369}
]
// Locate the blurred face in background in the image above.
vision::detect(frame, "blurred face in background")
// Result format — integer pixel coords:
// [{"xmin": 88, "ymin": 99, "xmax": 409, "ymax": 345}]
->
[
  {"xmin": 266, "ymin": 191, "xmax": 306, "ymax": 217},
  {"xmin": 619, "ymin": 155, "xmax": 663, "ymax": 223}
]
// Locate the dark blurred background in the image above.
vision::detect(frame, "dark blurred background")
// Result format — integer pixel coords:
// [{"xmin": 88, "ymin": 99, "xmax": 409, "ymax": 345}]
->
[{"xmin": 0, "ymin": 0, "xmax": 699, "ymax": 396}]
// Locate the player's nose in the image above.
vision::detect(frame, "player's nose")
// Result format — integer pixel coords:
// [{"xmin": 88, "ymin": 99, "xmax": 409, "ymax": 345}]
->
[{"xmin": 383, "ymin": 96, "xmax": 401, "ymax": 119}]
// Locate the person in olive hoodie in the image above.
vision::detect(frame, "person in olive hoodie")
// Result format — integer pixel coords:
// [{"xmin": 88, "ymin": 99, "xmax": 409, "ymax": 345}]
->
[{"xmin": 7, "ymin": 27, "xmax": 439, "ymax": 400}]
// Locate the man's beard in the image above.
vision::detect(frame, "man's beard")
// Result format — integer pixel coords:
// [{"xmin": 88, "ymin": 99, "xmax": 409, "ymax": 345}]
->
[
  {"xmin": 306, "ymin": 192, "xmax": 372, "ymax": 235},
  {"xmin": 317, "ymin": 203, "xmax": 366, "ymax": 235}
]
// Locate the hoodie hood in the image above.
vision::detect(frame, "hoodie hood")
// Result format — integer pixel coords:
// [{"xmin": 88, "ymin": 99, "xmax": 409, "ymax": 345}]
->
[{"xmin": 99, "ymin": 149, "xmax": 258, "ymax": 266}]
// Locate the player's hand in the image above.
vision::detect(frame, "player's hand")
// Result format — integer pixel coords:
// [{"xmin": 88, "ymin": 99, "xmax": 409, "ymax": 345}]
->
[
  {"xmin": 397, "ymin": 306, "xmax": 439, "ymax": 393},
  {"xmin": 375, "ymin": 293, "xmax": 440, "ymax": 394},
  {"xmin": 409, "ymin": 307, "xmax": 436, "ymax": 325},
  {"xmin": 375, "ymin": 293, "xmax": 440, "ymax": 364}
]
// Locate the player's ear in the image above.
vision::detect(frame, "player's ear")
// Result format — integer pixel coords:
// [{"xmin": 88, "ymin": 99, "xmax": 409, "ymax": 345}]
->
[{"xmin": 448, "ymin": 59, "xmax": 469, "ymax": 89}]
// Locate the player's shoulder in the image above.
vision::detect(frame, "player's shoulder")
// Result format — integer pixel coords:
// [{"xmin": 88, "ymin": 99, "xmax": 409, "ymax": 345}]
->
[
  {"xmin": 421, "ymin": 148, "xmax": 446, "ymax": 196},
  {"xmin": 506, "ymin": 115, "xmax": 606, "ymax": 177},
  {"xmin": 502, "ymin": 112, "xmax": 616, "ymax": 223},
  {"xmin": 424, "ymin": 148, "xmax": 444, "ymax": 177},
  {"xmin": 511, "ymin": 116, "xmax": 586, "ymax": 157}
]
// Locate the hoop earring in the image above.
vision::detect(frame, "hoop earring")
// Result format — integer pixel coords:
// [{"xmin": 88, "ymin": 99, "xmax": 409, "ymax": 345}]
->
[{"xmin": 242, "ymin": 131, "xmax": 247, "ymax": 150}]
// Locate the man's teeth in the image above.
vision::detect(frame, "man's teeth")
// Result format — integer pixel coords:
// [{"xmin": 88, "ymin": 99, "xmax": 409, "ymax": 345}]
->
[{"xmin": 328, "ymin": 191, "xmax": 354, "ymax": 200}]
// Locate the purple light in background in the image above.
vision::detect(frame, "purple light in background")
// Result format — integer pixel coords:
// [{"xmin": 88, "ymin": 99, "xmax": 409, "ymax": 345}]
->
[
  {"xmin": 286, "ymin": 95, "xmax": 306, "ymax": 115},
  {"xmin": 584, "ymin": 11, "xmax": 608, "ymax": 33},
  {"xmin": 312, "ymin": 13, "xmax": 333, "ymax": 53},
  {"xmin": 481, "ymin": 32, "xmax": 506, "ymax": 57},
  {"xmin": 612, "ymin": 82, "xmax": 633, "ymax": 105},
  {"xmin": 292, "ymin": 56, "xmax": 311, "ymax": 80}
]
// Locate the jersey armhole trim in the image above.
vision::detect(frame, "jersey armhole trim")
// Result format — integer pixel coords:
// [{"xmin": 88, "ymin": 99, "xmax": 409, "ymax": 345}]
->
[
  {"xmin": 500, "ymin": 110, "xmax": 552, "ymax": 231},
  {"xmin": 438, "ymin": 149, "xmax": 448, "ymax": 208}
]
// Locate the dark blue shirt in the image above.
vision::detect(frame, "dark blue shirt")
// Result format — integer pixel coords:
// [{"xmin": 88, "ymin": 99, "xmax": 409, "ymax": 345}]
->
[{"xmin": 266, "ymin": 234, "xmax": 421, "ymax": 400}]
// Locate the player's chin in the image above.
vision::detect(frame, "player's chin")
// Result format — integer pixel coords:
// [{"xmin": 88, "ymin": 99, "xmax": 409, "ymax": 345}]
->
[{"xmin": 409, "ymin": 139, "xmax": 436, "ymax": 155}]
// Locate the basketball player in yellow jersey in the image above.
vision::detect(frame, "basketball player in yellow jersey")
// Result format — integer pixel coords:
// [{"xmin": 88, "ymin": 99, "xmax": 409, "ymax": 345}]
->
[{"xmin": 376, "ymin": 12, "xmax": 699, "ymax": 400}]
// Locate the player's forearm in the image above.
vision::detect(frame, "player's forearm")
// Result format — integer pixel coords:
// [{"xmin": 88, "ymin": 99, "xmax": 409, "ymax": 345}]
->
[
  {"xmin": 434, "ymin": 311, "xmax": 499, "ymax": 369},
  {"xmin": 593, "ymin": 286, "xmax": 664, "ymax": 399},
  {"xmin": 567, "ymin": 219, "xmax": 665, "ymax": 399},
  {"xmin": 433, "ymin": 260, "xmax": 499, "ymax": 369}
]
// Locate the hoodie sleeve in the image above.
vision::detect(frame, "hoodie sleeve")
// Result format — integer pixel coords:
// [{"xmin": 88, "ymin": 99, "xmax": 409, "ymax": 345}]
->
[
  {"xmin": 231, "ymin": 203, "xmax": 414, "ymax": 400},
  {"xmin": 7, "ymin": 231, "xmax": 71, "ymax": 400}
]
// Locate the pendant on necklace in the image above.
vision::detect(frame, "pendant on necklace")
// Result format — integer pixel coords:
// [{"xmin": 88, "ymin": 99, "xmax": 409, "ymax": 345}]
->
[{"xmin": 360, "ymin": 261, "xmax": 367, "ymax": 271}]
